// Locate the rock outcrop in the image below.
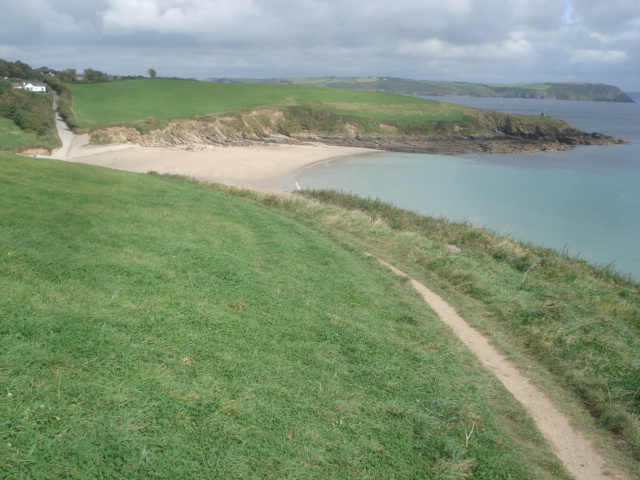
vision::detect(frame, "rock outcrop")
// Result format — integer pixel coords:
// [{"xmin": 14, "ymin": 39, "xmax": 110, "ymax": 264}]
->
[
  {"xmin": 88, "ymin": 108, "xmax": 627, "ymax": 155},
  {"xmin": 297, "ymin": 131, "xmax": 625, "ymax": 154}
]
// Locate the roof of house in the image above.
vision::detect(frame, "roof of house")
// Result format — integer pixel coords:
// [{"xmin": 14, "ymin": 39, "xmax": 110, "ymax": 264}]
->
[{"xmin": 11, "ymin": 81, "xmax": 47, "ymax": 89}]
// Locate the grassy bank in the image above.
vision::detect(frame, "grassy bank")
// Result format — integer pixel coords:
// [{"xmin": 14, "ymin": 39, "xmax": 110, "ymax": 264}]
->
[
  {"xmin": 208, "ymin": 186, "xmax": 640, "ymax": 470},
  {"xmin": 0, "ymin": 118, "xmax": 37, "ymax": 149},
  {"xmin": 0, "ymin": 90, "xmax": 60, "ymax": 153},
  {"xmin": 66, "ymin": 79, "xmax": 571, "ymax": 138},
  {"xmin": 67, "ymin": 79, "xmax": 465, "ymax": 126},
  {"xmin": 293, "ymin": 191, "xmax": 640, "ymax": 446},
  {"xmin": 1, "ymin": 153, "xmax": 577, "ymax": 479}
]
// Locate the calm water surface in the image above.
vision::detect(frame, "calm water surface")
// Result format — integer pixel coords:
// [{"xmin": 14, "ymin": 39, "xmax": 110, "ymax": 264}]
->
[{"xmin": 293, "ymin": 96, "xmax": 640, "ymax": 281}]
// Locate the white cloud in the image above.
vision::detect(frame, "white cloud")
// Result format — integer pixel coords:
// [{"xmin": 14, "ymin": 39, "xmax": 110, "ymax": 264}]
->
[
  {"xmin": 570, "ymin": 49, "xmax": 628, "ymax": 65},
  {"xmin": 100, "ymin": 0, "xmax": 261, "ymax": 37},
  {"xmin": 570, "ymin": 0, "xmax": 640, "ymax": 30},
  {"xmin": 395, "ymin": 33, "xmax": 535, "ymax": 63},
  {"xmin": 0, "ymin": 0, "xmax": 638, "ymax": 90}
]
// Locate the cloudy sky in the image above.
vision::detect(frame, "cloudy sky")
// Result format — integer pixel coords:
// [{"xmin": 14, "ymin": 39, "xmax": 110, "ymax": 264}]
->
[{"xmin": 2, "ymin": 0, "xmax": 639, "ymax": 90}]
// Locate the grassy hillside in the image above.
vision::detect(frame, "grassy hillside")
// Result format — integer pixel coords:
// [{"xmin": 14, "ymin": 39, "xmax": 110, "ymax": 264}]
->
[
  {"xmin": 67, "ymin": 79, "xmax": 464, "ymax": 126},
  {"xmin": 181, "ymin": 183, "xmax": 640, "ymax": 474},
  {"xmin": 0, "ymin": 118, "xmax": 36, "ymax": 149},
  {"xmin": 0, "ymin": 89, "xmax": 60, "ymax": 153},
  {"xmin": 66, "ymin": 79, "xmax": 570, "ymax": 139},
  {"xmin": 0, "ymin": 153, "xmax": 581, "ymax": 479},
  {"xmin": 289, "ymin": 189, "xmax": 640, "ymax": 462},
  {"xmin": 216, "ymin": 77, "xmax": 634, "ymax": 102}
]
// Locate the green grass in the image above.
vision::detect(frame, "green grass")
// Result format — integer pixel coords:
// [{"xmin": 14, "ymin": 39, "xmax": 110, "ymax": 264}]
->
[
  {"xmin": 218, "ymin": 77, "xmax": 633, "ymax": 102},
  {"xmin": 1, "ymin": 153, "xmax": 576, "ymax": 479},
  {"xmin": 164, "ymin": 182, "xmax": 640, "ymax": 474},
  {"xmin": 67, "ymin": 79, "xmax": 489, "ymax": 130},
  {"xmin": 288, "ymin": 189, "xmax": 640, "ymax": 469},
  {"xmin": 0, "ymin": 118, "xmax": 37, "ymax": 149},
  {"xmin": 68, "ymin": 79, "xmax": 576, "ymax": 139}
]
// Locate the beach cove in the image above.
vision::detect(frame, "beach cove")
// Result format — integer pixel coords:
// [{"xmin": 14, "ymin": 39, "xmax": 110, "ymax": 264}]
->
[
  {"xmin": 294, "ymin": 96, "xmax": 640, "ymax": 281},
  {"xmin": 60, "ymin": 142, "xmax": 377, "ymax": 191},
  {"xmin": 50, "ymin": 94, "xmax": 639, "ymax": 280}
]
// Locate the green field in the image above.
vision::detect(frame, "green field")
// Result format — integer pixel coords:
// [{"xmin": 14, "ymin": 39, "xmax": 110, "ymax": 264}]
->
[
  {"xmin": 0, "ymin": 153, "xmax": 580, "ymax": 479},
  {"xmin": 67, "ymin": 79, "xmax": 577, "ymax": 139},
  {"xmin": 67, "ymin": 79, "xmax": 484, "ymax": 129},
  {"xmin": 0, "ymin": 118, "xmax": 37, "ymax": 149},
  {"xmin": 217, "ymin": 77, "xmax": 633, "ymax": 102}
]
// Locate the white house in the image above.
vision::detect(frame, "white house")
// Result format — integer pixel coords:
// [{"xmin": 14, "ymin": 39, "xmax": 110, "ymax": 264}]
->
[{"xmin": 12, "ymin": 82, "xmax": 47, "ymax": 92}]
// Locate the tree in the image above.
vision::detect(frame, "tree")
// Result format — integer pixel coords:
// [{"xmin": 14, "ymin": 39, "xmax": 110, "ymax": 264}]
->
[
  {"xmin": 0, "ymin": 59, "xmax": 38, "ymax": 80},
  {"xmin": 58, "ymin": 68, "xmax": 77, "ymax": 83},
  {"xmin": 83, "ymin": 68, "xmax": 108, "ymax": 82},
  {"xmin": 0, "ymin": 79, "xmax": 11, "ymax": 95},
  {"xmin": 148, "ymin": 68, "xmax": 157, "ymax": 79}
]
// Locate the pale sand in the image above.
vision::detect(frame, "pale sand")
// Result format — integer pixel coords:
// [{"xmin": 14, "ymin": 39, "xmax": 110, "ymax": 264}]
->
[{"xmin": 63, "ymin": 143, "xmax": 377, "ymax": 191}]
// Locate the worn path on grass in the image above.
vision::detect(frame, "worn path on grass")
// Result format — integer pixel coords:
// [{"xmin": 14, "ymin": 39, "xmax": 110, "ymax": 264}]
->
[
  {"xmin": 375, "ymin": 257, "xmax": 625, "ymax": 480},
  {"xmin": 48, "ymin": 102, "xmax": 623, "ymax": 478}
]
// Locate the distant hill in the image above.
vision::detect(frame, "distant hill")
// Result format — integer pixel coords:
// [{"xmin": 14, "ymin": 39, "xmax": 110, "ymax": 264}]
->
[
  {"xmin": 627, "ymin": 92, "xmax": 640, "ymax": 102},
  {"xmin": 210, "ymin": 77, "xmax": 634, "ymax": 103},
  {"xmin": 65, "ymin": 79, "xmax": 626, "ymax": 156}
]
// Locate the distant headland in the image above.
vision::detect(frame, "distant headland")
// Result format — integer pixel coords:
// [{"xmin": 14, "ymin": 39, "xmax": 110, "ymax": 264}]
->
[
  {"xmin": 209, "ymin": 77, "xmax": 635, "ymax": 103},
  {"xmin": 0, "ymin": 57, "xmax": 629, "ymax": 157}
]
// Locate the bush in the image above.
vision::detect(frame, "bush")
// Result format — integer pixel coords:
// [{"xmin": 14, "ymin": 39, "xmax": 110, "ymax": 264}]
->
[{"xmin": 0, "ymin": 90, "xmax": 55, "ymax": 136}]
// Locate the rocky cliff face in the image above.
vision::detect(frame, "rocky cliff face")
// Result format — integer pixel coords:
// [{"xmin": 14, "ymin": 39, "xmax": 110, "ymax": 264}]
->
[
  {"xmin": 88, "ymin": 108, "xmax": 627, "ymax": 155},
  {"xmin": 90, "ymin": 110, "xmax": 287, "ymax": 147}
]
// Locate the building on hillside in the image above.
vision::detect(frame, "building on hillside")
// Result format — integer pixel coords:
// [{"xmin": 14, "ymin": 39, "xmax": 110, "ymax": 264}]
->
[
  {"xmin": 11, "ymin": 81, "xmax": 47, "ymax": 92},
  {"xmin": 35, "ymin": 68, "xmax": 57, "ymax": 77}
]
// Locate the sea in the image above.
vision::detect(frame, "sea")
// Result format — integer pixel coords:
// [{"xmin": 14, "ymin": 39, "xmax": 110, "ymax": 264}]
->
[{"xmin": 291, "ymin": 94, "xmax": 640, "ymax": 281}]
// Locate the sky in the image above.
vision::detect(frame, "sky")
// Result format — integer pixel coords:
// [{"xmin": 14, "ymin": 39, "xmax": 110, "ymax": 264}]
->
[{"xmin": 1, "ymin": 0, "xmax": 639, "ymax": 91}]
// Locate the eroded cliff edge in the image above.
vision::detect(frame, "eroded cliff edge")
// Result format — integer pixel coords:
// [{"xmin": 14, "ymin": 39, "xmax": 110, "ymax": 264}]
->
[{"xmin": 88, "ymin": 107, "xmax": 627, "ymax": 155}]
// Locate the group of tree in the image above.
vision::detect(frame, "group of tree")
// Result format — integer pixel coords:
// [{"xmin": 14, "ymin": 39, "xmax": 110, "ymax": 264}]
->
[
  {"xmin": 0, "ymin": 60, "xmax": 58, "ymax": 140},
  {"xmin": 56, "ymin": 67, "xmax": 158, "ymax": 82},
  {"xmin": 82, "ymin": 68, "xmax": 110, "ymax": 82},
  {"xmin": 0, "ymin": 83, "xmax": 55, "ymax": 136},
  {"xmin": 0, "ymin": 59, "xmax": 42, "ymax": 81},
  {"xmin": 2, "ymin": 58, "xmax": 160, "ymax": 84}
]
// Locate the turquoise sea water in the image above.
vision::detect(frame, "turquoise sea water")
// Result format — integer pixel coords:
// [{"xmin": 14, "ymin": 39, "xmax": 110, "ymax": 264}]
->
[{"xmin": 293, "ymin": 96, "xmax": 640, "ymax": 281}]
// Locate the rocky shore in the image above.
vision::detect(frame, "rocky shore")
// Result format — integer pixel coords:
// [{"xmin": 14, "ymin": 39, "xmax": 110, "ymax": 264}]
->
[
  {"xmin": 298, "ymin": 131, "xmax": 628, "ymax": 155},
  {"xmin": 86, "ymin": 113, "xmax": 628, "ymax": 157}
]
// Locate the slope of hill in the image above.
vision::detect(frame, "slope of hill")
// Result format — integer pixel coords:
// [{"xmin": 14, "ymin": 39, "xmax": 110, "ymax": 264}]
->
[
  {"xmin": 2, "ymin": 153, "xmax": 639, "ymax": 477},
  {"xmin": 65, "ymin": 79, "xmax": 625, "ymax": 156},
  {"xmin": 1, "ymin": 153, "xmax": 582, "ymax": 479},
  {"xmin": 213, "ymin": 77, "xmax": 634, "ymax": 102}
]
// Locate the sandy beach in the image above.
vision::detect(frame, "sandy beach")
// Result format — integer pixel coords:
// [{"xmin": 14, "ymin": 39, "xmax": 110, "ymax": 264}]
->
[
  {"xmin": 60, "ymin": 142, "xmax": 376, "ymax": 191},
  {"xmin": 46, "ymin": 96, "xmax": 376, "ymax": 191}
]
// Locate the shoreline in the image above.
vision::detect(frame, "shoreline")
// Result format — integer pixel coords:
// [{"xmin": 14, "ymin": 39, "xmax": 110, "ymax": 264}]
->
[
  {"xmin": 61, "ymin": 142, "xmax": 378, "ymax": 192},
  {"xmin": 43, "ymin": 96, "xmax": 377, "ymax": 192}
]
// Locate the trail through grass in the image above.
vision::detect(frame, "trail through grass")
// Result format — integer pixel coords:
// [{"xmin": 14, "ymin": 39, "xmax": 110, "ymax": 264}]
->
[
  {"xmin": 1, "ymin": 154, "xmax": 572, "ymax": 479},
  {"xmin": 291, "ymin": 189, "xmax": 640, "ymax": 471}
]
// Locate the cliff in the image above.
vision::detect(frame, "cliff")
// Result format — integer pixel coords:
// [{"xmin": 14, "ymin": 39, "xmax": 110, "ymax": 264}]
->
[{"xmin": 88, "ymin": 107, "xmax": 627, "ymax": 155}]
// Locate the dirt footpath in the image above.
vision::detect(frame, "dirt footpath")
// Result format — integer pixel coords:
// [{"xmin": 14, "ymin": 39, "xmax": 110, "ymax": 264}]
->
[{"xmin": 375, "ymin": 256, "xmax": 626, "ymax": 480}]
